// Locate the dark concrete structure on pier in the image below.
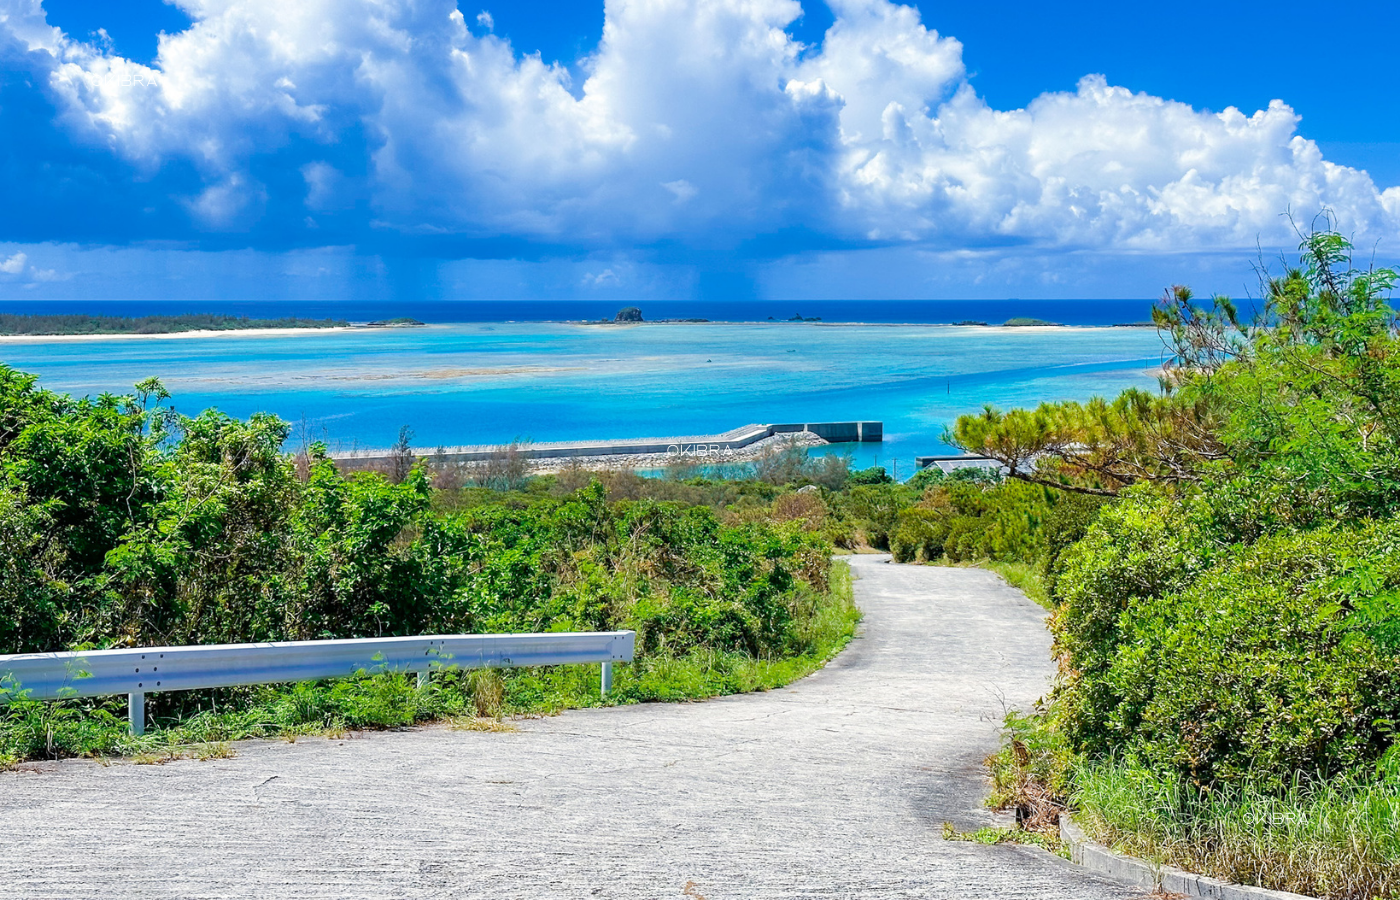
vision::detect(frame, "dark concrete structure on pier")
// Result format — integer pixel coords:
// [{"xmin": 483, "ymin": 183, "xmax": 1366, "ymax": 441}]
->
[
  {"xmin": 915, "ymin": 454, "xmax": 1007, "ymax": 475},
  {"xmin": 771, "ymin": 421, "xmax": 881, "ymax": 443}
]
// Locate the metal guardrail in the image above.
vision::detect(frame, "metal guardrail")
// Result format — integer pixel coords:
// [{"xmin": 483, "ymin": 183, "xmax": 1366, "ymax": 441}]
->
[{"xmin": 0, "ymin": 631, "xmax": 636, "ymax": 736}]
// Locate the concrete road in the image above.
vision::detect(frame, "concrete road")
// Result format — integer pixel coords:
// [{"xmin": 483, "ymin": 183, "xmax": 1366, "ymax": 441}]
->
[{"xmin": 1, "ymin": 555, "xmax": 1138, "ymax": 899}]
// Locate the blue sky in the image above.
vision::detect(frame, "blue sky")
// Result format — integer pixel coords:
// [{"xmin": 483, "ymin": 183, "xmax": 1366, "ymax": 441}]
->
[{"xmin": 2, "ymin": 0, "xmax": 1398, "ymax": 302}]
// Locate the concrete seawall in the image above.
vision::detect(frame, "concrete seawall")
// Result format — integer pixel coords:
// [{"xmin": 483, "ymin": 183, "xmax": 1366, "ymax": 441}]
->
[
  {"xmin": 334, "ymin": 421, "xmax": 881, "ymax": 469},
  {"xmin": 771, "ymin": 421, "xmax": 881, "ymax": 442}
]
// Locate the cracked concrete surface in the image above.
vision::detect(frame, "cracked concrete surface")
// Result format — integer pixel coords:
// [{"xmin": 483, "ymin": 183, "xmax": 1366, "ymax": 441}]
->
[{"xmin": 0, "ymin": 555, "xmax": 1139, "ymax": 899}]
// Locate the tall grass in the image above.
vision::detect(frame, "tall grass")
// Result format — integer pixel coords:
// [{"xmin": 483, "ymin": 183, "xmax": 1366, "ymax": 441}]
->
[
  {"xmin": 982, "ymin": 560, "xmax": 1050, "ymax": 609},
  {"xmin": 1, "ymin": 562, "xmax": 858, "ymax": 767},
  {"xmin": 1074, "ymin": 759, "xmax": 1400, "ymax": 900}
]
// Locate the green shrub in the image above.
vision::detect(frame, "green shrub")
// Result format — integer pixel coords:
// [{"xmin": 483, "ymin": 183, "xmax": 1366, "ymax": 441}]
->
[
  {"xmin": 1050, "ymin": 485, "xmax": 1224, "ymax": 757},
  {"xmin": 888, "ymin": 479, "xmax": 1052, "ymax": 564},
  {"xmin": 0, "ymin": 366, "xmax": 857, "ymax": 763},
  {"xmin": 1104, "ymin": 523, "xmax": 1400, "ymax": 786},
  {"xmin": 905, "ymin": 466, "xmax": 945, "ymax": 490},
  {"xmin": 847, "ymin": 465, "xmax": 893, "ymax": 485},
  {"xmin": 905, "ymin": 464, "xmax": 1004, "ymax": 491},
  {"xmin": 890, "ymin": 508, "xmax": 947, "ymax": 562},
  {"xmin": 965, "ymin": 227, "xmax": 1400, "ymax": 886},
  {"xmin": 837, "ymin": 483, "xmax": 911, "ymax": 549},
  {"xmin": 1049, "ymin": 483, "xmax": 1400, "ymax": 786},
  {"xmin": 1039, "ymin": 491, "xmax": 1109, "ymax": 600}
]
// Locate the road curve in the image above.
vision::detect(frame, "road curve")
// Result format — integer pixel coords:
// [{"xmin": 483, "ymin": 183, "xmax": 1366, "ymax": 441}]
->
[{"xmin": 1, "ymin": 555, "xmax": 1138, "ymax": 899}]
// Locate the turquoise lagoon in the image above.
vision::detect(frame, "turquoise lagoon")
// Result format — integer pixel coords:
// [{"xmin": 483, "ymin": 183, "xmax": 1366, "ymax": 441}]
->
[{"xmin": 0, "ymin": 322, "xmax": 1165, "ymax": 475}]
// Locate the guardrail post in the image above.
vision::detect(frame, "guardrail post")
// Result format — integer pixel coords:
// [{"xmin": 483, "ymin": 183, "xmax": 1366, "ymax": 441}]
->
[
  {"xmin": 128, "ymin": 691, "xmax": 145, "ymax": 737},
  {"xmin": 600, "ymin": 661, "xmax": 613, "ymax": 697},
  {"xmin": 416, "ymin": 670, "xmax": 429, "ymax": 690}
]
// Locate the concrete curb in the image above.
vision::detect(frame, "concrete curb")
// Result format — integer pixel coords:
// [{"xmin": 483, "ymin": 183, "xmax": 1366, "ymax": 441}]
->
[{"xmin": 1059, "ymin": 815, "xmax": 1317, "ymax": 900}]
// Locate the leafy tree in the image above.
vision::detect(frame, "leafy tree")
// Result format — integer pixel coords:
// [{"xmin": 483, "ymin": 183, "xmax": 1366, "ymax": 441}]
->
[
  {"xmin": 388, "ymin": 425, "xmax": 415, "ymax": 484},
  {"xmin": 951, "ymin": 224, "xmax": 1399, "ymax": 507},
  {"xmin": 977, "ymin": 220, "xmax": 1400, "ymax": 790}
]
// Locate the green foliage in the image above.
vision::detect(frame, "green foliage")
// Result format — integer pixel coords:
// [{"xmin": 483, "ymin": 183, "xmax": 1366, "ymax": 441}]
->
[
  {"xmin": 1039, "ymin": 230, "xmax": 1400, "ymax": 781},
  {"xmin": 889, "ymin": 479, "xmax": 1053, "ymax": 564},
  {"xmin": 949, "ymin": 388, "xmax": 1224, "ymax": 496},
  {"xmin": 954, "ymin": 226, "xmax": 1400, "ymax": 510},
  {"xmin": 987, "ymin": 709, "xmax": 1075, "ymax": 810},
  {"xmin": 1050, "ymin": 486, "xmax": 1224, "ymax": 758},
  {"xmin": 905, "ymin": 464, "xmax": 1003, "ymax": 491},
  {"xmin": 1095, "ymin": 519, "xmax": 1400, "ymax": 785},
  {"xmin": 1039, "ymin": 492, "xmax": 1110, "ymax": 598},
  {"xmin": 835, "ymin": 483, "xmax": 909, "ymax": 549},
  {"xmin": 1075, "ymin": 758, "xmax": 1400, "ymax": 899},
  {"xmin": 0, "ymin": 563, "xmax": 858, "ymax": 765},
  {"xmin": 941, "ymin": 821, "xmax": 1067, "ymax": 857},
  {"xmin": 846, "ymin": 465, "xmax": 892, "ymax": 485},
  {"xmin": 0, "ymin": 483, "xmax": 63, "ymax": 654},
  {"xmin": 966, "ymin": 223, "xmax": 1400, "ymax": 891},
  {"xmin": 750, "ymin": 441, "xmax": 850, "ymax": 489},
  {"xmin": 904, "ymin": 465, "xmax": 943, "ymax": 491},
  {"xmin": 888, "ymin": 506, "xmax": 944, "ymax": 561},
  {"xmin": 0, "ymin": 313, "xmax": 348, "ymax": 336},
  {"xmin": 0, "ymin": 367, "xmax": 855, "ymax": 762}
]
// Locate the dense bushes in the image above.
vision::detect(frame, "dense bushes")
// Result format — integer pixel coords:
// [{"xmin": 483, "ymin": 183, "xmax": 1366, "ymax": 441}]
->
[
  {"xmin": 1119, "ymin": 525, "xmax": 1400, "ymax": 785},
  {"xmin": 0, "ymin": 367, "xmax": 857, "ymax": 762},
  {"xmin": 0, "ymin": 365, "xmax": 834, "ymax": 659},
  {"xmin": 1055, "ymin": 489, "xmax": 1400, "ymax": 786},
  {"xmin": 807, "ymin": 467, "xmax": 1059, "ymax": 564},
  {"xmin": 889, "ymin": 479, "xmax": 1051, "ymax": 564},
  {"xmin": 960, "ymin": 227, "xmax": 1400, "ymax": 896}
]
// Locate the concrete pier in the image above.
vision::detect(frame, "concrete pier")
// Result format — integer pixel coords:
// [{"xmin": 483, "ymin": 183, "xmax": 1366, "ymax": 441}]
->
[{"xmin": 333, "ymin": 421, "xmax": 881, "ymax": 469}]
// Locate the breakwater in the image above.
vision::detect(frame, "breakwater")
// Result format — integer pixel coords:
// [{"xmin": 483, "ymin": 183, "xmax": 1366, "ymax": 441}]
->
[{"xmin": 333, "ymin": 421, "xmax": 881, "ymax": 469}]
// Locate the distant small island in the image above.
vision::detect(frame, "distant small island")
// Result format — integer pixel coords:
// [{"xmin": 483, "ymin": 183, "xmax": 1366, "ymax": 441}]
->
[
  {"xmin": 593, "ymin": 307, "xmax": 707, "ymax": 324},
  {"xmin": 0, "ymin": 312, "xmax": 349, "ymax": 336},
  {"xmin": 363, "ymin": 317, "xmax": 426, "ymax": 328},
  {"xmin": 1002, "ymin": 316, "xmax": 1060, "ymax": 327}
]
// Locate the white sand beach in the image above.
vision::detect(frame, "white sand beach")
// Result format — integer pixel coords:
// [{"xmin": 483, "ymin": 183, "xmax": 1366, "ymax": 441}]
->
[{"xmin": 0, "ymin": 326, "xmax": 356, "ymax": 344}]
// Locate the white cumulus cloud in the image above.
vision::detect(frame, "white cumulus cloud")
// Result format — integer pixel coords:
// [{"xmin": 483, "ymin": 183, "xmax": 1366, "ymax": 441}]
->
[{"xmin": 0, "ymin": 0, "xmax": 1396, "ymax": 257}]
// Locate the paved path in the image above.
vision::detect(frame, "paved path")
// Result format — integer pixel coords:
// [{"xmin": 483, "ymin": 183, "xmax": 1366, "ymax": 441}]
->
[{"xmin": 1, "ymin": 555, "xmax": 1138, "ymax": 899}]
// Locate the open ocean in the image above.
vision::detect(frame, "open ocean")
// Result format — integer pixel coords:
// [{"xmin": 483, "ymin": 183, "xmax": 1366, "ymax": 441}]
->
[
  {"xmin": 0, "ymin": 299, "xmax": 1166, "ymax": 476},
  {"xmin": 0, "ymin": 298, "xmax": 1157, "ymax": 327}
]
